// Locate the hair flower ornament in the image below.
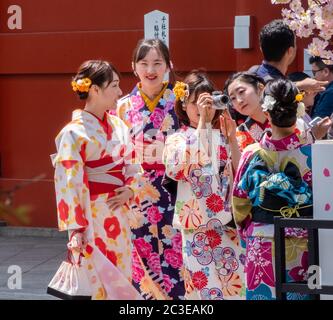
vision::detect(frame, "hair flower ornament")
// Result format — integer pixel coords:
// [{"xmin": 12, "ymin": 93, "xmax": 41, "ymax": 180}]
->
[
  {"xmin": 294, "ymin": 92, "xmax": 306, "ymax": 118},
  {"xmin": 173, "ymin": 81, "xmax": 189, "ymax": 102},
  {"xmin": 71, "ymin": 78, "xmax": 92, "ymax": 93},
  {"xmin": 262, "ymin": 95, "xmax": 276, "ymax": 112},
  {"xmin": 294, "ymin": 92, "xmax": 305, "ymax": 103}
]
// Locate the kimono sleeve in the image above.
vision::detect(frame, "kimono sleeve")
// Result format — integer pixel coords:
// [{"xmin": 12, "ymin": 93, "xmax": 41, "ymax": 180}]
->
[
  {"xmin": 163, "ymin": 130, "xmax": 211, "ymax": 181},
  {"xmin": 236, "ymin": 127, "xmax": 255, "ymax": 152},
  {"xmin": 118, "ymin": 118, "xmax": 144, "ymax": 202},
  {"xmin": 232, "ymin": 148, "xmax": 255, "ymax": 241},
  {"xmin": 116, "ymin": 96, "xmax": 132, "ymax": 128},
  {"xmin": 52, "ymin": 128, "xmax": 90, "ymax": 232}
]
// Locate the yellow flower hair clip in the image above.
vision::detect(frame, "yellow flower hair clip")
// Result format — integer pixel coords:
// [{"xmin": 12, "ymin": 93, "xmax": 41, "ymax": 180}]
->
[
  {"xmin": 294, "ymin": 91, "xmax": 305, "ymax": 103},
  {"xmin": 173, "ymin": 81, "xmax": 189, "ymax": 102},
  {"xmin": 71, "ymin": 78, "xmax": 92, "ymax": 93}
]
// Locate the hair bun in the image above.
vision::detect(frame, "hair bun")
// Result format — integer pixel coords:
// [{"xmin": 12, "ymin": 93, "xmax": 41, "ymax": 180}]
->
[{"xmin": 264, "ymin": 78, "xmax": 299, "ymax": 128}]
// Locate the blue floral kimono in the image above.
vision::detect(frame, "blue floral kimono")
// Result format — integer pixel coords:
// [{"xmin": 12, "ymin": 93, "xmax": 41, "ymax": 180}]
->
[{"xmin": 117, "ymin": 82, "xmax": 185, "ymax": 300}]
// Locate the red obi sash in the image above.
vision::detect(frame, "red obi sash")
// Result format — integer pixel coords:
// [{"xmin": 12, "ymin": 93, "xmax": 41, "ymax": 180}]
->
[
  {"xmin": 85, "ymin": 156, "xmax": 125, "ymax": 196},
  {"xmin": 141, "ymin": 162, "xmax": 165, "ymax": 171}
]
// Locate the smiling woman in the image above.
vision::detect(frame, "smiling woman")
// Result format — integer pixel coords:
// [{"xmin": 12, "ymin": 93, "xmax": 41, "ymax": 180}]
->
[
  {"xmin": 117, "ymin": 39, "xmax": 185, "ymax": 300},
  {"xmin": 50, "ymin": 60, "xmax": 144, "ymax": 300}
]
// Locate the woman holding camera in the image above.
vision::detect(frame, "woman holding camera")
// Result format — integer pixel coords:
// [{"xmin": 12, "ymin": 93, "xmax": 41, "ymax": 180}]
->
[
  {"xmin": 163, "ymin": 71, "xmax": 245, "ymax": 300},
  {"xmin": 225, "ymin": 72, "xmax": 321, "ymax": 152}
]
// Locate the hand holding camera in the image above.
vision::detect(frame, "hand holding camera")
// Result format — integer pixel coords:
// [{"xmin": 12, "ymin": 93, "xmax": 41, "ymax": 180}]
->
[
  {"xmin": 197, "ymin": 92, "xmax": 214, "ymax": 123},
  {"xmin": 310, "ymin": 116, "xmax": 333, "ymax": 140}
]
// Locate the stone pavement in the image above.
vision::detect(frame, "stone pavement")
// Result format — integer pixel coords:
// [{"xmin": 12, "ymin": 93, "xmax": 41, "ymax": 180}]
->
[{"xmin": 0, "ymin": 227, "xmax": 67, "ymax": 300}]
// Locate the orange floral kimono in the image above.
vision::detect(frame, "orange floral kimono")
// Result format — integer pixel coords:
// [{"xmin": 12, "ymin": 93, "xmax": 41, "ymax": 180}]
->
[{"xmin": 51, "ymin": 109, "xmax": 143, "ymax": 300}]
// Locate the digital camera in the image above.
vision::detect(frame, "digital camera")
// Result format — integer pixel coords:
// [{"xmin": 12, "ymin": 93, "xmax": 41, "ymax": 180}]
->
[{"xmin": 212, "ymin": 91, "xmax": 229, "ymax": 110}]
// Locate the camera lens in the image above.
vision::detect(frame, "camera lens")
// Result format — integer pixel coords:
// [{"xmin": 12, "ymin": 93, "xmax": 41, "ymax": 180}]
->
[{"xmin": 212, "ymin": 91, "xmax": 229, "ymax": 109}]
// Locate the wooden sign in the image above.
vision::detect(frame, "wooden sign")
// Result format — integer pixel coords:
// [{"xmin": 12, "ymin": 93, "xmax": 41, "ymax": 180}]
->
[{"xmin": 144, "ymin": 10, "xmax": 169, "ymax": 48}]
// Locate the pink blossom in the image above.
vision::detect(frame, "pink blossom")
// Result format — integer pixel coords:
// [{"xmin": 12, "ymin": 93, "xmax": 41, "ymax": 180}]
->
[
  {"xmin": 246, "ymin": 237, "xmax": 275, "ymax": 290},
  {"xmin": 130, "ymin": 95, "xmax": 145, "ymax": 111},
  {"xmin": 147, "ymin": 206, "xmax": 163, "ymax": 224},
  {"xmin": 147, "ymin": 252, "xmax": 162, "ymax": 274},
  {"xmin": 163, "ymin": 274, "xmax": 174, "ymax": 293},
  {"xmin": 132, "ymin": 250, "xmax": 145, "ymax": 283},
  {"xmin": 150, "ymin": 108, "xmax": 165, "ymax": 128},
  {"xmin": 273, "ymin": 0, "xmax": 333, "ymax": 64},
  {"xmin": 171, "ymin": 233, "xmax": 183, "ymax": 252},
  {"xmin": 134, "ymin": 238, "xmax": 153, "ymax": 259},
  {"xmin": 164, "ymin": 248, "xmax": 183, "ymax": 269},
  {"xmin": 164, "ymin": 101, "xmax": 175, "ymax": 113},
  {"xmin": 132, "ymin": 265, "xmax": 145, "ymax": 283},
  {"xmin": 127, "ymin": 109, "xmax": 143, "ymax": 124}
]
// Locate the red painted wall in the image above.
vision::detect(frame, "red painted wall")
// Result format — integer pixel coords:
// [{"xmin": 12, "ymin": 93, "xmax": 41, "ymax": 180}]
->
[{"xmin": 0, "ymin": 0, "xmax": 308, "ymax": 227}]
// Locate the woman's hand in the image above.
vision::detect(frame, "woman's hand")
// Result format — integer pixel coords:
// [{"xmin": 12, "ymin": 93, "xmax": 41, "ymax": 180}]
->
[
  {"xmin": 108, "ymin": 186, "xmax": 134, "ymax": 211},
  {"xmin": 67, "ymin": 230, "xmax": 86, "ymax": 253},
  {"xmin": 197, "ymin": 92, "xmax": 214, "ymax": 123},
  {"xmin": 312, "ymin": 116, "xmax": 333, "ymax": 140},
  {"xmin": 220, "ymin": 111, "xmax": 241, "ymax": 171},
  {"xmin": 219, "ymin": 110, "xmax": 237, "ymax": 140}
]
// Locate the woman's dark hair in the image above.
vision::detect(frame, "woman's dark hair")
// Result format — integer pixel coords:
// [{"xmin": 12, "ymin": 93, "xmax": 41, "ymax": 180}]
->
[
  {"xmin": 132, "ymin": 38, "xmax": 175, "ymax": 83},
  {"xmin": 175, "ymin": 70, "xmax": 222, "ymax": 128},
  {"xmin": 224, "ymin": 72, "xmax": 265, "ymax": 124},
  {"xmin": 263, "ymin": 78, "xmax": 299, "ymax": 128},
  {"xmin": 224, "ymin": 71, "xmax": 266, "ymax": 94},
  {"xmin": 73, "ymin": 60, "xmax": 120, "ymax": 100}
]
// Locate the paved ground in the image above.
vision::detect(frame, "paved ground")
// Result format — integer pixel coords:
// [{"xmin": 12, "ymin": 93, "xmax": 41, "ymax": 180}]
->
[{"xmin": 0, "ymin": 228, "xmax": 67, "ymax": 300}]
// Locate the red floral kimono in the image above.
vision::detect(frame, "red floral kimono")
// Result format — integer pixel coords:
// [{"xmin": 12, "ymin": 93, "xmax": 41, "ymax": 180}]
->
[{"xmin": 51, "ymin": 109, "xmax": 143, "ymax": 300}]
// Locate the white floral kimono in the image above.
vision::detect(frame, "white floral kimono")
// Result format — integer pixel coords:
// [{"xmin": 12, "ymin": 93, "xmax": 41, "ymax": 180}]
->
[
  {"xmin": 163, "ymin": 126, "xmax": 245, "ymax": 300},
  {"xmin": 51, "ymin": 109, "xmax": 143, "ymax": 300}
]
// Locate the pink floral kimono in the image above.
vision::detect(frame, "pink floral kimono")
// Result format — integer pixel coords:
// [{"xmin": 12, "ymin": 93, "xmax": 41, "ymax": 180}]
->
[
  {"xmin": 117, "ymin": 83, "xmax": 185, "ymax": 300},
  {"xmin": 232, "ymin": 131, "xmax": 312, "ymax": 300}
]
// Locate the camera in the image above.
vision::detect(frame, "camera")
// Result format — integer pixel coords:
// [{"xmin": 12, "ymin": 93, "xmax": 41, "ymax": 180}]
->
[{"xmin": 212, "ymin": 91, "xmax": 229, "ymax": 110}]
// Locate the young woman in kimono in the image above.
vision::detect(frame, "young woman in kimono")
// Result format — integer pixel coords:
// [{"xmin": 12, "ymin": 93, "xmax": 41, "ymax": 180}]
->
[
  {"xmin": 232, "ymin": 78, "xmax": 313, "ymax": 300},
  {"xmin": 225, "ymin": 72, "xmax": 314, "ymax": 152},
  {"xmin": 51, "ymin": 60, "xmax": 143, "ymax": 300},
  {"xmin": 163, "ymin": 71, "xmax": 245, "ymax": 300},
  {"xmin": 117, "ymin": 39, "xmax": 185, "ymax": 300}
]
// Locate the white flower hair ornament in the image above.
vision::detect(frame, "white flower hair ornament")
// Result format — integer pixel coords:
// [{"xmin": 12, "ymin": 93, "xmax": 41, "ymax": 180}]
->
[
  {"xmin": 296, "ymin": 102, "xmax": 306, "ymax": 118},
  {"xmin": 262, "ymin": 95, "xmax": 276, "ymax": 112}
]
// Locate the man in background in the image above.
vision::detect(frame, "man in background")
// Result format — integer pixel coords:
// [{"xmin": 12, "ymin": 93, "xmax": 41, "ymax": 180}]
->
[
  {"xmin": 309, "ymin": 56, "xmax": 333, "ymax": 119},
  {"xmin": 250, "ymin": 19, "xmax": 327, "ymax": 94}
]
